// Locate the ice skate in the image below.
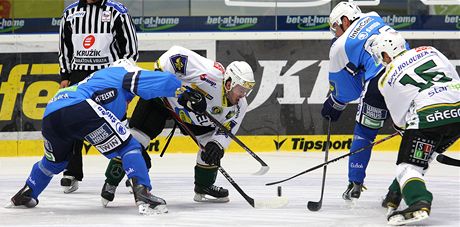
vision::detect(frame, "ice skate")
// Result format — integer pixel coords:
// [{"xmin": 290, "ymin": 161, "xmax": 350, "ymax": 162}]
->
[
  {"xmin": 387, "ymin": 200, "xmax": 430, "ymax": 226},
  {"xmin": 130, "ymin": 178, "xmax": 168, "ymax": 215},
  {"xmin": 5, "ymin": 185, "xmax": 38, "ymax": 208},
  {"xmin": 194, "ymin": 184, "xmax": 229, "ymax": 203},
  {"xmin": 382, "ymin": 190, "xmax": 402, "ymax": 215},
  {"xmin": 101, "ymin": 182, "xmax": 117, "ymax": 207},
  {"xmin": 61, "ymin": 175, "xmax": 79, "ymax": 194},
  {"xmin": 125, "ymin": 179, "xmax": 133, "ymax": 194},
  {"xmin": 342, "ymin": 182, "xmax": 366, "ymax": 206}
]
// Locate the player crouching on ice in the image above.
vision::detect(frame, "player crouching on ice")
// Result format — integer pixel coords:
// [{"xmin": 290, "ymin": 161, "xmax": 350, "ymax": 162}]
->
[
  {"xmin": 370, "ymin": 31, "xmax": 460, "ymax": 225},
  {"xmin": 100, "ymin": 46, "xmax": 256, "ymax": 205},
  {"xmin": 5, "ymin": 59, "xmax": 207, "ymax": 215}
]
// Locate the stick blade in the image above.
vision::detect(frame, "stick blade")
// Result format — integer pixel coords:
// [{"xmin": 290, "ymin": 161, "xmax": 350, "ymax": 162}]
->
[
  {"xmin": 253, "ymin": 166, "xmax": 270, "ymax": 175},
  {"xmin": 253, "ymin": 196, "xmax": 289, "ymax": 209},
  {"xmin": 307, "ymin": 201, "xmax": 322, "ymax": 211}
]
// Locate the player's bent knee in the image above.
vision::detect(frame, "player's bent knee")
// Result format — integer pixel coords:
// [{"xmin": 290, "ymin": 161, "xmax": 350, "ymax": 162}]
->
[{"xmin": 396, "ymin": 163, "xmax": 424, "ymax": 187}]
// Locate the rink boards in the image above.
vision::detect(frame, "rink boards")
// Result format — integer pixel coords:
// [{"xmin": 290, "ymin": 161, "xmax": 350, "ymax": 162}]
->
[
  {"xmin": 0, "ymin": 34, "xmax": 459, "ymax": 157},
  {"xmin": 0, "ymin": 133, "xmax": 459, "ymax": 157}
]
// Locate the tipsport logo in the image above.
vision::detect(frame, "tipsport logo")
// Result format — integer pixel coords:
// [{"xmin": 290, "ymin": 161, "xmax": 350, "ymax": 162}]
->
[
  {"xmin": 206, "ymin": 16, "xmax": 258, "ymax": 30},
  {"xmin": 133, "ymin": 17, "xmax": 180, "ymax": 31},
  {"xmin": 0, "ymin": 18, "xmax": 25, "ymax": 33},
  {"xmin": 285, "ymin": 16, "xmax": 329, "ymax": 30},
  {"xmin": 381, "ymin": 15, "xmax": 416, "ymax": 29}
]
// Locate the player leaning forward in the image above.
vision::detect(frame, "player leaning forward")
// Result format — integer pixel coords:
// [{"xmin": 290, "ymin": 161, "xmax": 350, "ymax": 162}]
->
[
  {"xmin": 5, "ymin": 59, "xmax": 206, "ymax": 215},
  {"xmin": 100, "ymin": 45, "xmax": 256, "ymax": 205},
  {"xmin": 370, "ymin": 32, "xmax": 460, "ymax": 225}
]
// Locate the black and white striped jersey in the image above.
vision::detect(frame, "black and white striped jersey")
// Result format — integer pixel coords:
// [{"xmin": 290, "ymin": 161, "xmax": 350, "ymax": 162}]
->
[{"xmin": 58, "ymin": 0, "xmax": 138, "ymax": 80}]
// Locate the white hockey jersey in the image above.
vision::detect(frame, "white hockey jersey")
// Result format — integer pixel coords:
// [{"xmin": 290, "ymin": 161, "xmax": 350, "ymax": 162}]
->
[
  {"xmin": 378, "ymin": 46, "xmax": 460, "ymax": 129},
  {"xmin": 156, "ymin": 46, "xmax": 248, "ymax": 149}
]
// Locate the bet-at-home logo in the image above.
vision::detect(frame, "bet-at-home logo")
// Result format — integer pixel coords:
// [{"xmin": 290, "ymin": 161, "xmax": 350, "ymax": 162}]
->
[
  {"xmin": 132, "ymin": 17, "xmax": 180, "ymax": 31},
  {"xmin": 285, "ymin": 16, "xmax": 329, "ymax": 30},
  {"xmin": 206, "ymin": 16, "xmax": 258, "ymax": 30},
  {"xmin": 0, "ymin": 18, "xmax": 25, "ymax": 33}
]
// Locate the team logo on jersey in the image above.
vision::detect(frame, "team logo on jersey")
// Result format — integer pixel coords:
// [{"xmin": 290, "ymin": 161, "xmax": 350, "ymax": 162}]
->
[
  {"xmin": 225, "ymin": 111, "xmax": 235, "ymax": 119},
  {"xmin": 170, "ymin": 54, "xmax": 188, "ymax": 75},
  {"xmin": 84, "ymin": 123, "xmax": 114, "ymax": 145},
  {"xmin": 176, "ymin": 108, "xmax": 192, "ymax": 124},
  {"xmin": 92, "ymin": 88, "xmax": 117, "ymax": 105},
  {"xmin": 102, "ymin": 11, "xmax": 111, "ymax": 23},
  {"xmin": 44, "ymin": 139, "xmax": 55, "ymax": 162},
  {"xmin": 216, "ymin": 120, "xmax": 237, "ymax": 137},
  {"xmin": 67, "ymin": 11, "xmax": 85, "ymax": 21},
  {"xmin": 211, "ymin": 106, "xmax": 223, "ymax": 114},
  {"xmin": 115, "ymin": 122, "xmax": 127, "ymax": 135},
  {"xmin": 358, "ymin": 32, "xmax": 369, "ymax": 40},
  {"xmin": 83, "ymin": 35, "xmax": 95, "ymax": 49},
  {"xmin": 412, "ymin": 140, "xmax": 434, "ymax": 162},
  {"xmin": 200, "ymin": 74, "xmax": 217, "ymax": 87}
]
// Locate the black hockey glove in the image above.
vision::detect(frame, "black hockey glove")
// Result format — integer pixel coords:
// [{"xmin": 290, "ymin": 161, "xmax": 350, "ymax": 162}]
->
[
  {"xmin": 177, "ymin": 86, "xmax": 207, "ymax": 114},
  {"xmin": 321, "ymin": 95, "xmax": 347, "ymax": 122},
  {"xmin": 201, "ymin": 141, "xmax": 224, "ymax": 166}
]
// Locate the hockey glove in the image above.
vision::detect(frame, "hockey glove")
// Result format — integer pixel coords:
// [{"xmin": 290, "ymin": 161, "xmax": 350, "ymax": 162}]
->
[
  {"xmin": 321, "ymin": 95, "xmax": 347, "ymax": 122},
  {"xmin": 177, "ymin": 86, "xmax": 207, "ymax": 114},
  {"xmin": 393, "ymin": 124, "xmax": 405, "ymax": 136},
  {"xmin": 201, "ymin": 141, "xmax": 224, "ymax": 166}
]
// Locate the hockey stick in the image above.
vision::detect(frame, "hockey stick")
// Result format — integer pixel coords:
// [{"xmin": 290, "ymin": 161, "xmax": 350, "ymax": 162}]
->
[
  {"xmin": 436, "ymin": 154, "xmax": 460, "ymax": 167},
  {"xmin": 307, "ymin": 118, "xmax": 331, "ymax": 211},
  {"xmin": 203, "ymin": 111, "xmax": 270, "ymax": 175},
  {"xmin": 266, "ymin": 132, "xmax": 399, "ymax": 186},
  {"xmin": 163, "ymin": 104, "xmax": 288, "ymax": 208}
]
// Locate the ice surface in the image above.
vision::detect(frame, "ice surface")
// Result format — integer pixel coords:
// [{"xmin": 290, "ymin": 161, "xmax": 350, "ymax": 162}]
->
[{"xmin": 1, "ymin": 152, "xmax": 459, "ymax": 227}]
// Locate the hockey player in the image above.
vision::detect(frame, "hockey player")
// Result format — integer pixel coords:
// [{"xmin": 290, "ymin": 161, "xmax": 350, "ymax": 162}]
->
[
  {"xmin": 321, "ymin": 1, "xmax": 405, "ymax": 202},
  {"xmin": 5, "ymin": 59, "xmax": 206, "ymax": 215},
  {"xmin": 100, "ymin": 46, "xmax": 255, "ymax": 206},
  {"xmin": 370, "ymin": 31, "xmax": 460, "ymax": 225}
]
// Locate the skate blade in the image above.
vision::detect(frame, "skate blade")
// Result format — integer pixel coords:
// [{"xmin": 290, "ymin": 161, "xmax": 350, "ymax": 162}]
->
[
  {"xmin": 62, "ymin": 184, "xmax": 79, "ymax": 194},
  {"xmin": 4, "ymin": 201, "xmax": 15, "ymax": 208},
  {"xmin": 388, "ymin": 210, "xmax": 429, "ymax": 226},
  {"xmin": 344, "ymin": 198, "xmax": 358, "ymax": 208},
  {"xmin": 386, "ymin": 207, "xmax": 395, "ymax": 216},
  {"xmin": 138, "ymin": 204, "xmax": 168, "ymax": 215},
  {"xmin": 101, "ymin": 198, "xmax": 110, "ymax": 208},
  {"xmin": 193, "ymin": 193, "xmax": 229, "ymax": 203},
  {"xmin": 4, "ymin": 201, "xmax": 33, "ymax": 209}
]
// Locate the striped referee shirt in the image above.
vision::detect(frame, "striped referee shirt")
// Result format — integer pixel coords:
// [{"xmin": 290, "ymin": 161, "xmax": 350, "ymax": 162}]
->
[{"xmin": 58, "ymin": 0, "xmax": 138, "ymax": 80}]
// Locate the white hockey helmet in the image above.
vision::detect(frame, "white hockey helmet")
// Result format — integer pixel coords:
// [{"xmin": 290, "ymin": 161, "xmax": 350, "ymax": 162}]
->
[
  {"xmin": 224, "ymin": 61, "xmax": 255, "ymax": 96},
  {"xmin": 370, "ymin": 31, "xmax": 407, "ymax": 66},
  {"xmin": 329, "ymin": 1, "xmax": 361, "ymax": 37}
]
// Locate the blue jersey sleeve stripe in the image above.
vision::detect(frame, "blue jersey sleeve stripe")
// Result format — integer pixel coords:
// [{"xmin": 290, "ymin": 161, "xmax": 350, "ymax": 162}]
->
[
  {"xmin": 133, "ymin": 71, "xmax": 141, "ymax": 95},
  {"xmin": 122, "ymin": 72, "xmax": 135, "ymax": 93}
]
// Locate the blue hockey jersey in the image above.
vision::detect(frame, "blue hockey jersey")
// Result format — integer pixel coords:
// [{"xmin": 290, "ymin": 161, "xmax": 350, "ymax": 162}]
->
[
  {"xmin": 328, "ymin": 12, "xmax": 392, "ymax": 103},
  {"xmin": 44, "ymin": 61, "xmax": 182, "ymax": 119}
]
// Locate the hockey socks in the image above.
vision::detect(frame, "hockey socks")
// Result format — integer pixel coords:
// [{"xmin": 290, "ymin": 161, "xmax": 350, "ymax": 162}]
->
[
  {"xmin": 105, "ymin": 157, "xmax": 125, "ymax": 186},
  {"xmin": 28, "ymin": 157, "xmax": 68, "ymax": 199},
  {"xmin": 348, "ymin": 124, "xmax": 378, "ymax": 183},
  {"xmin": 194, "ymin": 164, "xmax": 229, "ymax": 202},
  {"xmin": 121, "ymin": 149, "xmax": 151, "ymax": 190},
  {"xmin": 401, "ymin": 178, "xmax": 433, "ymax": 206},
  {"xmin": 194, "ymin": 164, "xmax": 218, "ymax": 187}
]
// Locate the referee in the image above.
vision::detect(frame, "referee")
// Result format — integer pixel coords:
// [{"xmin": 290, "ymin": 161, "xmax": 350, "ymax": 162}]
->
[{"xmin": 58, "ymin": 0, "xmax": 138, "ymax": 193}]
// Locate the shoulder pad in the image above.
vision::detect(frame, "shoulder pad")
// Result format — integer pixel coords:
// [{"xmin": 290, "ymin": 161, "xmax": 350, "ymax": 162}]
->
[
  {"xmin": 63, "ymin": 1, "xmax": 79, "ymax": 13},
  {"xmin": 106, "ymin": 0, "xmax": 128, "ymax": 13}
]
